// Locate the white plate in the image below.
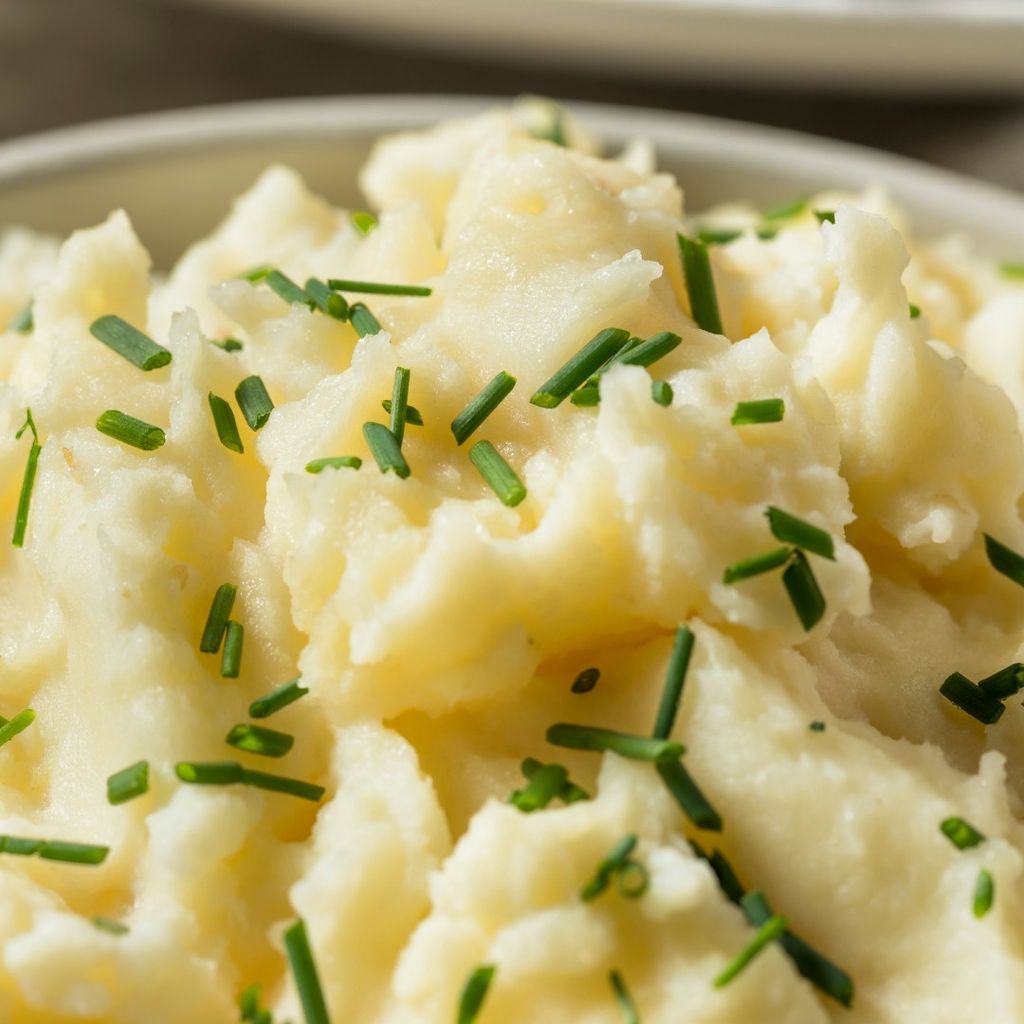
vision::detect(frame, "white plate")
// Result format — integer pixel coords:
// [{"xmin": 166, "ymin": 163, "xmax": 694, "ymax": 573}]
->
[
  {"xmin": 170, "ymin": 0, "xmax": 1024, "ymax": 93},
  {"xmin": 0, "ymin": 95, "xmax": 1020, "ymax": 268}
]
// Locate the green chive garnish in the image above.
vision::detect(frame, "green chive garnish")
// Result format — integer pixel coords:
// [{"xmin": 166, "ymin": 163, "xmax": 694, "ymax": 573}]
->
[
  {"xmin": 677, "ymin": 235, "xmax": 723, "ymax": 335},
  {"xmin": 363, "ymin": 422, "xmax": 410, "ymax": 478},
  {"xmin": 651, "ymin": 381, "xmax": 673, "ymax": 406},
  {"xmin": 714, "ymin": 908, "xmax": 788, "ymax": 987},
  {"xmin": 809, "ymin": 720, "xmax": 826, "ymax": 732},
  {"xmin": 89, "ymin": 315, "xmax": 172, "ymax": 371},
  {"xmin": 304, "ymin": 278, "xmax": 349, "ymax": 320},
  {"xmin": 581, "ymin": 835, "xmax": 643, "ymax": 902},
  {"xmin": 984, "ymin": 533, "xmax": 1024, "ymax": 587},
  {"xmin": 618, "ymin": 331, "xmax": 682, "ymax": 371},
  {"xmin": 763, "ymin": 198, "xmax": 807, "ymax": 221},
  {"xmin": 547, "ymin": 723, "xmax": 683, "ymax": 762},
  {"xmin": 652, "ymin": 626, "xmax": 694, "ymax": 740},
  {"xmin": 242, "ymin": 768, "xmax": 324, "ymax": 802},
  {"xmin": 814, "ymin": 210, "xmax": 836, "ymax": 224},
  {"xmin": 508, "ymin": 762, "xmax": 567, "ymax": 812},
  {"xmin": 657, "ymin": 759, "xmax": 723, "ymax": 832},
  {"xmin": 909, "ymin": 304, "xmax": 921, "ymax": 319},
  {"xmin": 326, "ymin": 278, "xmax": 431, "ymax": 297},
  {"xmin": 974, "ymin": 868, "xmax": 994, "ymax": 918},
  {"xmin": 569, "ymin": 384, "xmax": 600, "ymax": 407},
  {"xmin": 521, "ymin": 758, "xmax": 590, "ymax": 804},
  {"xmin": 241, "ymin": 266, "xmax": 272, "ymax": 283},
  {"xmin": 706, "ymin": 847, "xmax": 746, "ymax": 904},
  {"xmin": 306, "ymin": 456, "xmax": 362, "ymax": 473},
  {"xmin": 732, "ymin": 399, "xmax": 785, "ymax": 425},
  {"xmin": 264, "ymin": 270, "xmax": 314, "ymax": 308},
  {"xmin": 571, "ymin": 667, "xmax": 600, "ymax": 693},
  {"xmin": 12, "ymin": 411, "xmax": 41, "ymax": 549},
  {"xmin": 451, "ymin": 371, "xmax": 517, "ymax": 445},
  {"xmin": 249, "ymin": 678, "xmax": 308, "ymax": 718},
  {"xmin": 349, "ymin": 303, "xmax": 383, "ymax": 337},
  {"xmin": 92, "ymin": 916, "xmax": 129, "ymax": 935},
  {"xmin": 37, "ymin": 840, "xmax": 109, "ymax": 865},
  {"xmin": 381, "ymin": 399, "xmax": 424, "ymax": 426},
  {"xmin": 221, "ymin": 620, "xmax": 244, "ymax": 678},
  {"xmin": 235, "ymin": 376, "xmax": 274, "ymax": 431},
  {"xmin": 469, "ymin": 440, "xmax": 526, "ymax": 507},
  {"xmin": 106, "ymin": 760, "xmax": 149, "ymax": 805},
  {"xmin": 616, "ymin": 860, "xmax": 649, "ymax": 899},
  {"xmin": 723, "ymin": 546, "xmax": 792, "ymax": 583},
  {"xmin": 96, "ymin": 410, "xmax": 166, "ymax": 451},
  {"xmin": 1000, "ymin": 263, "xmax": 1024, "ymax": 279},
  {"xmin": 283, "ymin": 919, "xmax": 331, "ymax": 1024},
  {"xmin": 766, "ymin": 507, "xmax": 835, "ymax": 560},
  {"xmin": 609, "ymin": 969, "xmax": 640, "ymax": 1024},
  {"xmin": 782, "ymin": 550, "xmax": 827, "ymax": 630},
  {"xmin": 200, "ymin": 583, "xmax": 236, "ymax": 653},
  {"xmin": 530, "ymin": 327, "xmax": 631, "ymax": 408},
  {"xmin": 351, "ymin": 210, "xmax": 378, "ymax": 235},
  {"xmin": 10, "ymin": 302, "xmax": 33, "ymax": 333},
  {"xmin": 457, "ymin": 964, "xmax": 495, "ymax": 1024},
  {"xmin": 226, "ymin": 723, "xmax": 294, "ymax": 758},
  {"xmin": 978, "ymin": 663, "xmax": 1024, "ymax": 699},
  {"xmin": 698, "ymin": 228, "xmax": 742, "ymax": 246},
  {"xmin": 212, "ymin": 336, "xmax": 243, "ymax": 352},
  {"xmin": 941, "ymin": 816, "xmax": 986, "ymax": 850},
  {"xmin": 239, "ymin": 983, "xmax": 263, "ymax": 1022},
  {"xmin": 175, "ymin": 760, "xmax": 246, "ymax": 785},
  {"xmin": 208, "ymin": 393, "xmax": 244, "ymax": 454},
  {"xmin": 939, "ymin": 672, "xmax": 1005, "ymax": 725},
  {"xmin": 0, "ymin": 709, "xmax": 34, "ymax": 749},
  {"xmin": 389, "ymin": 366, "xmax": 411, "ymax": 446}
]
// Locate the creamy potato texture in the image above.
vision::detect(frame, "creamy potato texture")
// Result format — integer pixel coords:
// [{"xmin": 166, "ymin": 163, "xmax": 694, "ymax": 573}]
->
[{"xmin": 0, "ymin": 106, "xmax": 1023, "ymax": 1023}]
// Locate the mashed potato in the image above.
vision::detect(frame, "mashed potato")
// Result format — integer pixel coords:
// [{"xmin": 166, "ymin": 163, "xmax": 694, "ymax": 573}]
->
[{"xmin": 0, "ymin": 104, "xmax": 1022, "ymax": 1023}]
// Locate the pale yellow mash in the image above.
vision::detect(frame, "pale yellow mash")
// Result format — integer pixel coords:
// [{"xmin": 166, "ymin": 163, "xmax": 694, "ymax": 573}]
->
[{"xmin": 0, "ymin": 104, "xmax": 1023, "ymax": 1023}]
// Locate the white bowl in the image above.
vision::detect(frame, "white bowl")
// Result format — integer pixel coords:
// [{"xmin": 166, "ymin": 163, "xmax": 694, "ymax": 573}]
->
[{"xmin": 0, "ymin": 95, "xmax": 1020, "ymax": 267}]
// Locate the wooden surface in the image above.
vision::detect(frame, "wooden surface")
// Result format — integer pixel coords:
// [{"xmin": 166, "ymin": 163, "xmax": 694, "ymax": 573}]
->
[{"xmin": 1, "ymin": 0, "xmax": 1022, "ymax": 192}]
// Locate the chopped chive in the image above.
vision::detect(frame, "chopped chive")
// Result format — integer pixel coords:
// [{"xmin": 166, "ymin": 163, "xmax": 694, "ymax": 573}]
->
[
  {"xmin": 652, "ymin": 626, "xmax": 694, "ymax": 740},
  {"xmin": 38, "ymin": 841, "xmax": 110, "ymax": 865},
  {"xmin": 0, "ymin": 708, "xmax": 34, "ymax": 748},
  {"xmin": 756, "ymin": 226, "xmax": 779, "ymax": 241},
  {"xmin": 618, "ymin": 330, "xmax": 682, "ymax": 370},
  {"xmin": 226, "ymin": 723, "xmax": 295, "ymax": 758},
  {"xmin": 657, "ymin": 759, "xmax": 723, "ymax": 832},
  {"xmin": 241, "ymin": 768, "xmax": 324, "ymax": 802},
  {"xmin": 609, "ymin": 969, "xmax": 640, "ymax": 1024},
  {"xmin": 221, "ymin": 620, "xmax": 244, "ymax": 678},
  {"xmin": 351, "ymin": 210, "xmax": 378, "ymax": 235},
  {"xmin": 571, "ymin": 667, "xmax": 600, "ymax": 694},
  {"xmin": 809, "ymin": 720, "xmax": 826, "ymax": 732},
  {"xmin": 249, "ymin": 678, "xmax": 308, "ymax": 718},
  {"xmin": 208, "ymin": 393, "xmax": 244, "ymax": 454},
  {"xmin": 235, "ymin": 375, "xmax": 274, "ymax": 431},
  {"xmin": 569, "ymin": 383, "xmax": 600, "ymax": 407},
  {"xmin": 765, "ymin": 507, "xmax": 835, "ymax": 560},
  {"xmin": 468, "ymin": 440, "xmax": 527, "ymax": 507},
  {"xmin": 651, "ymin": 380, "xmax": 673, "ymax": 406},
  {"xmin": 814, "ymin": 210, "xmax": 836, "ymax": 224},
  {"xmin": 678, "ymin": 235, "xmax": 723, "ymax": 335},
  {"xmin": 451, "ymin": 371, "xmax": 517, "ymax": 445},
  {"xmin": 978, "ymin": 663, "xmax": 1024, "ymax": 699},
  {"xmin": 89, "ymin": 315, "xmax": 172, "ymax": 371},
  {"xmin": 547, "ymin": 723, "xmax": 683, "ymax": 762},
  {"xmin": 91, "ymin": 916, "xmax": 129, "ymax": 935},
  {"xmin": 95, "ymin": 410, "xmax": 165, "ymax": 451},
  {"xmin": 326, "ymin": 278, "xmax": 431, "ymax": 297},
  {"xmin": 1000, "ymin": 262, "xmax": 1024, "ymax": 279},
  {"xmin": 708, "ymin": 849, "xmax": 746, "ymax": 904},
  {"xmin": 941, "ymin": 816, "xmax": 986, "ymax": 850},
  {"xmin": 581, "ymin": 834, "xmax": 638, "ymax": 901},
  {"xmin": 698, "ymin": 228, "xmax": 742, "ymax": 246},
  {"xmin": 521, "ymin": 758, "xmax": 590, "ymax": 805},
  {"xmin": 12, "ymin": 436, "xmax": 40, "ymax": 548},
  {"xmin": 304, "ymin": 278, "xmax": 349, "ymax": 320},
  {"xmin": 389, "ymin": 366, "xmax": 411, "ymax": 446},
  {"xmin": 0, "ymin": 836, "xmax": 42, "ymax": 856},
  {"xmin": 381, "ymin": 399, "xmax": 424, "ymax": 426},
  {"xmin": 714, "ymin": 908, "xmax": 788, "ymax": 987},
  {"xmin": 10, "ymin": 302, "xmax": 33, "ymax": 333},
  {"xmin": 349, "ymin": 303, "xmax": 383, "ymax": 337},
  {"xmin": 763, "ymin": 198, "xmax": 807, "ymax": 221},
  {"xmin": 939, "ymin": 672, "xmax": 1005, "ymax": 725},
  {"xmin": 175, "ymin": 760, "xmax": 246, "ymax": 785},
  {"xmin": 740, "ymin": 889, "xmax": 854, "ymax": 1007},
  {"xmin": 15, "ymin": 408, "xmax": 37, "ymax": 443},
  {"xmin": 508, "ymin": 762, "xmax": 567, "ymax": 812},
  {"xmin": 530, "ymin": 327, "xmax": 631, "ymax": 408},
  {"xmin": 283, "ymin": 918, "xmax": 330, "ymax": 1024},
  {"xmin": 106, "ymin": 760, "xmax": 149, "ymax": 805},
  {"xmin": 363, "ymin": 422, "xmax": 410, "ymax": 478},
  {"xmin": 731, "ymin": 399, "xmax": 785, "ymax": 425},
  {"xmin": 305, "ymin": 456, "xmax": 362, "ymax": 473},
  {"xmin": 264, "ymin": 270, "xmax": 314, "ymax": 309},
  {"xmin": 616, "ymin": 860, "xmax": 650, "ymax": 899},
  {"xmin": 909, "ymin": 303, "xmax": 921, "ymax": 319},
  {"xmin": 212, "ymin": 336, "xmax": 243, "ymax": 352},
  {"xmin": 723, "ymin": 546, "xmax": 792, "ymax": 584},
  {"xmin": 984, "ymin": 534, "xmax": 1024, "ymax": 587},
  {"xmin": 783, "ymin": 550, "xmax": 827, "ymax": 630},
  {"xmin": 240, "ymin": 266, "xmax": 272, "ymax": 283},
  {"xmin": 457, "ymin": 964, "xmax": 495, "ymax": 1024},
  {"xmin": 239, "ymin": 983, "xmax": 265, "ymax": 1022},
  {"xmin": 200, "ymin": 583, "xmax": 236, "ymax": 654},
  {"xmin": 974, "ymin": 868, "xmax": 994, "ymax": 918}
]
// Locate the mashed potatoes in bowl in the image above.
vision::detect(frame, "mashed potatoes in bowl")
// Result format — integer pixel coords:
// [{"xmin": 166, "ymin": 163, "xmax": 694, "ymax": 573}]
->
[{"xmin": 0, "ymin": 101, "xmax": 1023, "ymax": 1023}]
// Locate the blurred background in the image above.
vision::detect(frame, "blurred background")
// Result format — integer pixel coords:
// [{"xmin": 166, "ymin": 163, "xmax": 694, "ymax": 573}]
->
[{"xmin": 1, "ymin": 0, "xmax": 1023, "ymax": 192}]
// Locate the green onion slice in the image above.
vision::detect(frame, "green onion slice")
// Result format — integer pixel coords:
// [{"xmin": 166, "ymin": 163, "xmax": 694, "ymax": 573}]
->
[
  {"xmin": 212, "ymin": 336, "xmax": 243, "ymax": 352},
  {"xmin": 306, "ymin": 456, "xmax": 362, "ymax": 473},
  {"xmin": 389, "ymin": 366, "xmax": 411, "ymax": 446},
  {"xmin": 977, "ymin": 663, "xmax": 1024, "ymax": 699},
  {"xmin": 363, "ymin": 422, "xmax": 410, "ymax": 478},
  {"xmin": 569, "ymin": 383, "xmax": 600, "ymax": 407},
  {"xmin": 571, "ymin": 667, "xmax": 600, "ymax": 694},
  {"xmin": 38, "ymin": 841, "xmax": 109, "ymax": 865},
  {"xmin": 766, "ymin": 506, "xmax": 835, "ymax": 560},
  {"xmin": 96, "ymin": 410, "xmax": 166, "ymax": 451},
  {"xmin": 651, "ymin": 381, "xmax": 673, "ymax": 406},
  {"xmin": 12, "ymin": 417, "xmax": 41, "ymax": 548},
  {"xmin": 326, "ymin": 278, "xmax": 431, "ymax": 297},
  {"xmin": 809, "ymin": 720, "xmax": 826, "ymax": 732},
  {"xmin": 782, "ymin": 550, "xmax": 827, "ymax": 631},
  {"xmin": 657, "ymin": 759, "xmax": 723, "ymax": 832},
  {"xmin": 732, "ymin": 399, "xmax": 785, "ymax": 425},
  {"xmin": 651, "ymin": 626, "xmax": 694, "ymax": 740},
  {"xmin": 468, "ymin": 440, "xmax": 527, "ymax": 507},
  {"xmin": 241, "ymin": 768, "xmax": 324, "ymax": 802},
  {"xmin": 530, "ymin": 327, "xmax": 631, "ymax": 408},
  {"xmin": 939, "ymin": 672, "xmax": 1005, "ymax": 725},
  {"xmin": 508, "ymin": 762, "xmax": 567, "ymax": 812},
  {"xmin": 351, "ymin": 210, "xmax": 378, "ymax": 235},
  {"xmin": 697, "ymin": 228, "xmax": 743, "ymax": 246},
  {"xmin": 714, "ymin": 907, "xmax": 788, "ymax": 987},
  {"xmin": 451, "ymin": 371, "xmax": 517, "ymax": 445},
  {"xmin": 814, "ymin": 210, "xmax": 836, "ymax": 224},
  {"xmin": 264, "ymin": 270, "xmax": 315, "ymax": 309},
  {"xmin": 521, "ymin": 758, "xmax": 590, "ymax": 805},
  {"xmin": 974, "ymin": 868, "xmax": 995, "ymax": 918},
  {"xmin": 200, "ymin": 583, "xmax": 237, "ymax": 654},
  {"xmin": 677, "ymin": 235, "xmax": 723, "ymax": 335},
  {"xmin": 208, "ymin": 393, "xmax": 244, "ymax": 454},
  {"xmin": 106, "ymin": 760, "xmax": 149, "ymax": 805},
  {"xmin": 723, "ymin": 546, "xmax": 792, "ymax": 584},
  {"xmin": 221, "ymin": 620, "xmax": 244, "ymax": 678},
  {"xmin": 763, "ymin": 198, "xmax": 807, "ymax": 221},
  {"xmin": 909, "ymin": 304, "xmax": 921, "ymax": 319},
  {"xmin": 984, "ymin": 534, "xmax": 1024, "ymax": 587},
  {"xmin": 547, "ymin": 723, "xmax": 683, "ymax": 763},
  {"xmin": 941, "ymin": 816, "xmax": 986, "ymax": 850},
  {"xmin": 616, "ymin": 860, "xmax": 650, "ymax": 899},
  {"xmin": 226, "ymin": 723, "xmax": 295, "ymax": 758},
  {"xmin": 249, "ymin": 678, "xmax": 309, "ymax": 718},
  {"xmin": 283, "ymin": 918, "xmax": 331, "ymax": 1024},
  {"xmin": 581, "ymin": 834, "xmax": 639, "ymax": 901},
  {"xmin": 304, "ymin": 278, "xmax": 349, "ymax": 321},
  {"xmin": 381, "ymin": 399, "xmax": 424, "ymax": 426},
  {"xmin": 92, "ymin": 916, "xmax": 129, "ymax": 935},
  {"xmin": 457, "ymin": 964, "xmax": 495, "ymax": 1024},
  {"xmin": 235, "ymin": 376, "xmax": 274, "ymax": 431},
  {"xmin": 618, "ymin": 331, "xmax": 682, "ymax": 371},
  {"xmin": 609, "ymin": 969, "xmax": 640, "ymax": 1024},
  {"xmin": 0, "ymin": 708, "xmax": 34, "ymax": 749},
  {"xmin": 89, "ymin": 315, "xmax": 172, "ymax": 371},
  {"xmin": 1000, "ymin": 262, "xmax": 1024, "ymax": 279},
  {"xmin": 349, "ymin": 303, "xmax": 383, "ymax": 338},
  {"xmin": 175, "ymin": 760, "xmax": 246, "ymax": 785},
  {"xmin": 10, "ymin": 302, "xmax": 33, "ymax": 333}
]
